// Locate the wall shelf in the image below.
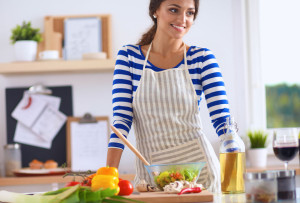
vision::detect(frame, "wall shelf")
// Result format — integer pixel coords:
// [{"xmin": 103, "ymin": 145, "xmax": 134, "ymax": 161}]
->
[{"xmin": 0, "ymin": 59, "xmax": 115, "ymax": 75}]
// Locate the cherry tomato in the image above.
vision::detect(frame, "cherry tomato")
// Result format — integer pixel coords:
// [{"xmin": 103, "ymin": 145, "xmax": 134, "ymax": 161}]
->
[
  {"xmin": 81, "ymin": 179, "xmax": 92, "ymax": 186},
  {"xmin": 118, "ymin": 180, "xmax": 134, "ymax": 196},
  {"xmin": 65, "ymin": 181, "xmax": 81, "ymax": 187}
]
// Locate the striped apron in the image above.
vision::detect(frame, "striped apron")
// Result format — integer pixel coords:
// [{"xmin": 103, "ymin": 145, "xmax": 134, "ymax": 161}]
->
[{"xmin": 132, "ymin": 43, "xmax": 221, "ymax": 192}]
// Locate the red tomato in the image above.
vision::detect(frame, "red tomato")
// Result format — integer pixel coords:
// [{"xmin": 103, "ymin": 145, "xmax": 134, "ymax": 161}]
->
[
  {"xmin": 118, "ymin": 180, "xmax": 134, "ymax": 196},
  {"xmin": 65, "ymin": 181, "xmax": 81, "ymax": 187},
  {"xmin": 81, "ymin": 179, "xmax": 91, "ymax": 186}
]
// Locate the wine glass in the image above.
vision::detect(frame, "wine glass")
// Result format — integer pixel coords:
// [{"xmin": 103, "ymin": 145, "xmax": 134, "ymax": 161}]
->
[{"xmin": 273, "ymin": 128, "xmax": 299, "ymax": 170}]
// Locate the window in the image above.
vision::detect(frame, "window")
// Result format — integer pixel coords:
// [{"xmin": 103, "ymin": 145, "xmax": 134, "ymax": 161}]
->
[
  {"xmin": 259, "ymin": 0, "xmax": 300, "ymax": 128},
  {"xmin": 246, "ymin": 0, "xmax": 300, "ymax": 130}
]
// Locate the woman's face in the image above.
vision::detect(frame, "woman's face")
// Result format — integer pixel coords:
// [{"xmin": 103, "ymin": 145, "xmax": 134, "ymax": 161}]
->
[{"xmin": 155, "ymin": 0, "xmax": 196, "ymax": 39}]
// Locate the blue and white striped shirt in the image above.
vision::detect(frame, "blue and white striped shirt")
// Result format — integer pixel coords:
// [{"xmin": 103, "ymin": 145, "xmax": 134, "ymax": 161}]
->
[{"xmin": 109, "ymin": 44, "xmax": 230, "ymax": 150}]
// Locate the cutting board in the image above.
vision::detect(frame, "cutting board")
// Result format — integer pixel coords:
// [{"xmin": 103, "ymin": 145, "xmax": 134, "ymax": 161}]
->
[{"xmin": 128, "ymin": 190, "xmax": 213, "ymax": 203}]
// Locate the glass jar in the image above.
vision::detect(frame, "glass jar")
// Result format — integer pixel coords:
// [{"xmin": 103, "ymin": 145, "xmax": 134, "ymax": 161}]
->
[
  {"xmin": 244, "ymin": 172, "xmax": 277, "ymax": 203},
  {"xmin": 220, "ymin": 116, "xmax": 245, "ymax": 194},
  {"xmin": 4, "ymin": 144, "xmax": 22, "ymax": 177},
  {"xmin": 276, "ymin": 170, "xmax": 296, "ymax": 200}
]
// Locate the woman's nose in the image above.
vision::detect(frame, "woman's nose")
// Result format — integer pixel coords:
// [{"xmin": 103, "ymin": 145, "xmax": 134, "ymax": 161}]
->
[{"xmin": 178, "ymin": 12, "xmax": 186, "ymax": 23}]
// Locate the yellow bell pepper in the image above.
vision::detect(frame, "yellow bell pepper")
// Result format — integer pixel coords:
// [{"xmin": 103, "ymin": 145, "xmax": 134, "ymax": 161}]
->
[
  {"xmin": 96, "ymin": 166, "xmax": 119, "ymax": 177},
  {"xmin": 91, "ymin": 166, "xmax": 120, "ymax": 195}
]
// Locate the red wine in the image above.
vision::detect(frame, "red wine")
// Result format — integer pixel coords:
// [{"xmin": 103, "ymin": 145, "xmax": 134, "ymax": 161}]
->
[{"xmin": 273, "ymin": 146, "xmax": 299, "ymax": 161}]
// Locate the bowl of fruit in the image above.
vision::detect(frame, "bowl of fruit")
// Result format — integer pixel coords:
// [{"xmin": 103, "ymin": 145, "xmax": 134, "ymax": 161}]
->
[{"xmin": 144, "ymin": 162, "xmax": 206, "ymax": 190}]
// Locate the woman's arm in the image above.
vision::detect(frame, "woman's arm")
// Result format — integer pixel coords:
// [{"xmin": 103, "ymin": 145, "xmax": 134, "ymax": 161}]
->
[
  {"xmin": 106, "ymin": 148, "xmax": 123, "ymax": 168},
  {"xmin": 107, "ymin": 45, "xmax": 134, "ymax": 167},
  {"xmin": 200, "ymin": 48, "xmax": 231, "ymax": 138}
]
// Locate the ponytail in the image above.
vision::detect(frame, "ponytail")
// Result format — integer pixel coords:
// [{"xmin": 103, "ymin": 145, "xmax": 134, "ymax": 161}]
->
[{"xmin": 137, "ymin": 24, "xmax": 157, "ymax": 46}]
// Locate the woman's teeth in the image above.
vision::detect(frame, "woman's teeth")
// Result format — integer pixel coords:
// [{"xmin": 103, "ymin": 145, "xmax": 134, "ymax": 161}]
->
[{"xmin": 172, "ymin": 24, "xmax": 184, "ymax": 30}]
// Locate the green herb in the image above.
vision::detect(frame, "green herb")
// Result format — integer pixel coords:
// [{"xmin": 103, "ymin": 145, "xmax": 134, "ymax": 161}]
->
[
  {"xmin": 10, "ymin": 21, "xmax": 42, "ymax": 44},
  {"xmin": 0, "ymin": 185, "xmax": 144, "ymax": 203},
  {"xmin": 247, "ymin": 130, "xmax": 268, "ymax": 148}
]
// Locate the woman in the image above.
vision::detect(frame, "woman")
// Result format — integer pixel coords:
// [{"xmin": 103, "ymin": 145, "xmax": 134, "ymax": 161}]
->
[{"xmin": 107, "ymin": 0, "xmax": 231, "ymax": 192}]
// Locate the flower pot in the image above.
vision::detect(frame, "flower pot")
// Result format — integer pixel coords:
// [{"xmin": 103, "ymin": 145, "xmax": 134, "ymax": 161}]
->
[
  {"xmin": 14, "ymin": 40, "xmax": 37, "ymax": 61},
  {"xmin": 247, "ymin": 148, "xmax": 268, "ymax": 168}
]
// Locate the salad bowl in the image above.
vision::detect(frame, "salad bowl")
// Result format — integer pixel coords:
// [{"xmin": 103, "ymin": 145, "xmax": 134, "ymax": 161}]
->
[{"xmin": 144, "ymin": 162, "xmax": 206, "ymax": 189}]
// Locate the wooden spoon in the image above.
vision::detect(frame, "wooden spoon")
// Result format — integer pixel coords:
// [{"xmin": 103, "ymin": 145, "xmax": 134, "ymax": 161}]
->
[{"xmin": 110, "ymin": 125, "xmax": 150, "ymax": 166}]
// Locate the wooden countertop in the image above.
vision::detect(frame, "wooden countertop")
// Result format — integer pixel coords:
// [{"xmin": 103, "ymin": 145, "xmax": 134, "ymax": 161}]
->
[
  {"xmin": 1, "ymin": 165, "xmax": 299, "ymax": 186},
  {"xmin": 246, "ymin": 164, "xmax": 300, "ymax": 175}
]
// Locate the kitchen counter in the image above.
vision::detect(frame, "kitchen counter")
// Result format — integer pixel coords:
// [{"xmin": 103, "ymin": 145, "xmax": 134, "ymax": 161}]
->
[
  {"xmin": 246, "ymin": 164, "xmax": 300, "ymax": 175},
  {"xmin": 1, "ymin": 166, "xmax": 300, "ymax": 202},
  {"xmin": 1, "ymin": 165, "xmax": 299, "ymax": 186}
]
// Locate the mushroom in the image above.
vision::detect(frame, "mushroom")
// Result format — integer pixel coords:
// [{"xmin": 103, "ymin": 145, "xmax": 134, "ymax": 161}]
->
[
  {"xmin": 147, "ymin": 185, "xmax": 157, "ymax": 192},
  {"xmin": 136, "ymin": 180, "xmax": 158, "ymax": 192},
  {"xmin": 136, "ymin": 180, "xmax": 149, "ymax": 192},
  {"xmin": 163, "ymin": 181, "xmax": 183, "ymax": 194}
]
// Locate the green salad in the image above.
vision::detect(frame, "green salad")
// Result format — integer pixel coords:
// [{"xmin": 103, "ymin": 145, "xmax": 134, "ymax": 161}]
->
[{"xmin": 154, "ymin": 168, "xmax": 199, "ymax": 189}]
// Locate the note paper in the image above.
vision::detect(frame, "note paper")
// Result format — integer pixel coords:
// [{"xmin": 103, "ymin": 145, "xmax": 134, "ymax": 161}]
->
[{"xmin": 71, "ymin": 121, "xmax": 108, "ymax": 171}]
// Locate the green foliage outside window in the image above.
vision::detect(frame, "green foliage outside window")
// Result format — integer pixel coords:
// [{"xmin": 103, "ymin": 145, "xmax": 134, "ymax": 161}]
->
[{"xmin": 266, "ymin": 83, "xmax": 300, "ymax": 128}]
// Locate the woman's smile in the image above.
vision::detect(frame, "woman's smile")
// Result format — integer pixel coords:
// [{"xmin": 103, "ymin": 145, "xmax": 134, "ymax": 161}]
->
[{"xmin": 171, "ymin": 24, "xmax": 185, "ymax": 32}]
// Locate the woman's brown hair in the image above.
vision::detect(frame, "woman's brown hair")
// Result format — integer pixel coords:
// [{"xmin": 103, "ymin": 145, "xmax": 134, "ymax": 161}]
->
[{"xmin": 137, "ymin": 0, "xmax": 200, "ymax": 46}]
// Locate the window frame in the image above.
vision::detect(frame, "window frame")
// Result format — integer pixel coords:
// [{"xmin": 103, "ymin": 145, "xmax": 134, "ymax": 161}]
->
[{"xmin": 245, "ymin": 0, "xmax": 267, "ymax": 130}]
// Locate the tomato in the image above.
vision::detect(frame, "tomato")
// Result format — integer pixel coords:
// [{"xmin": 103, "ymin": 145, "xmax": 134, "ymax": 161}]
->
[
  {"xmin": 81, "ymin": 179, "xmax": 92, "ymax": 186},
  {"xmin": 65, "ymin": 181, "xmax": 81, "ymax": 187},
  {"xmin": 118, "ymin": 180, "xmax": 134, "ymax": 196}
]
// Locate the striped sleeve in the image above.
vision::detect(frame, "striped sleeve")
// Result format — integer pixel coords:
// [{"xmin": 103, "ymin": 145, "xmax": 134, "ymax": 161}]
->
[
  {"xmin": 200, "ymin": 48, "xmax": 230, "ymax": 137},
  {"xmin": 108, "ymin": 46, "xmax": 133, "ymax": 150}
]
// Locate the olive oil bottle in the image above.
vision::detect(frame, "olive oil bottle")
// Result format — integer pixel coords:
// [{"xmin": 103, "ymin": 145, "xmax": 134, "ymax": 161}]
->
[{"xmin": 219, "ymin": 117, "xmax": 245, "ymax": 194}]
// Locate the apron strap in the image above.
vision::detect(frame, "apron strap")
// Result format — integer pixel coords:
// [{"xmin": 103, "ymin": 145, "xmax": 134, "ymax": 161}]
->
[
  {"xmin": 143, "ymin": 42, "xmax": 152, "ymax": 70},
  {"xmin": 183, "ymin": 44, "xmax": 188, "ymax": 70}
]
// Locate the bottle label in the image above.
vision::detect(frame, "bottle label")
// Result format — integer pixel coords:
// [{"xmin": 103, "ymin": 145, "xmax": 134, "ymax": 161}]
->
[{"xmin": 224, "ymin": 139, "xmax": 241, "ymax": 153}]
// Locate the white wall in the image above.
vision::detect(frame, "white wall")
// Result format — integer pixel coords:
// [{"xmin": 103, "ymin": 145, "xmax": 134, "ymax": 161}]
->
[{"xmin": 0, "ymin": 0, "xmax": 248, "ymax": 175}]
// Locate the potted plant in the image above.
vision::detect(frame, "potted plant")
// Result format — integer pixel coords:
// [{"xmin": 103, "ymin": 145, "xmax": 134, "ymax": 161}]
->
[
  {"xmin": 247, "ymin": 130, "xmax": 268, "ymax": 168},
  {"xmin": 10, "ymin": 21, "xmax": 42, "ymax": 61}
]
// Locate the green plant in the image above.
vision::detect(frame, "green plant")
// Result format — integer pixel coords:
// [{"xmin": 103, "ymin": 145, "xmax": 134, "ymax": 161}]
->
[
  {"xmin": 10, "ymin": 21, "xmax": 42, "ymax": 44},
  {"xmin": 247, "ymin": 130, "xmax": 268, "ymax": 148}
]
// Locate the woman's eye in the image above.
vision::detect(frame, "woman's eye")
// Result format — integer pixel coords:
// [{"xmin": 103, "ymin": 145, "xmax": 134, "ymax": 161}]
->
[
  {"xmin": 187, "ymin": 11, "xmax": 195, "ymax": 17},
  {"xmin": 169, "ymin": 8, "xmax": 178, "ymax": 13}
]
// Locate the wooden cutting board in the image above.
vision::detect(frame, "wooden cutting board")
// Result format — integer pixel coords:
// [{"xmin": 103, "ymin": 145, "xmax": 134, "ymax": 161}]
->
[{"xmin": 128, "ymin": 190, "xmax": 213, "ymax": 203}]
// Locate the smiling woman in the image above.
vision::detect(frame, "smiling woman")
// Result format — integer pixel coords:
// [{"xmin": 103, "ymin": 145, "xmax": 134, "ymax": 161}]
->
[{"xmin": 107, "ymin": 0, "xmax": 233, "ymax": 193}]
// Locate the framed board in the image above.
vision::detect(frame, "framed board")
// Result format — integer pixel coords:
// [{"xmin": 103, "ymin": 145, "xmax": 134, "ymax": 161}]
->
[
  {"xmin": 6, "ymin": 85, "xmax": 73, "ymax": 168},
  {"xmin": 66, "ymin": 115, "xmax": 110, "ymax": 172},
  {"xmin": 64, "ymin": 17, "xmax": 102, "ymax": 60}
]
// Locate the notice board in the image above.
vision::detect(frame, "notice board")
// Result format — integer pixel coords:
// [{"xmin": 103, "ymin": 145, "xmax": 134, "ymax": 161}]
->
[{"xmin": 5, "ymin": 85, "xmax": 73, "ymax": 168}]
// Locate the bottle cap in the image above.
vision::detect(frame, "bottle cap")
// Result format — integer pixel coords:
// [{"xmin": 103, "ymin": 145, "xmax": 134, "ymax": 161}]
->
[{"xmin": 4, "ymin": 144, "xmax": 21, "ymax": 149}]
